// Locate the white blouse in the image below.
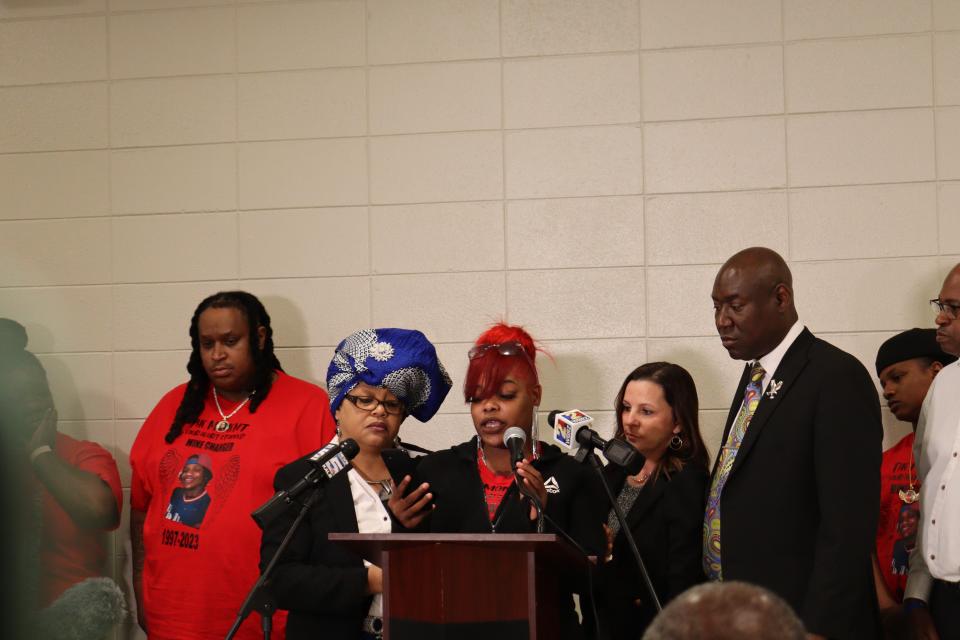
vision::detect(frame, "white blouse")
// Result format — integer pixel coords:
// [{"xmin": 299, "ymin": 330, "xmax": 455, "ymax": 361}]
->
[{"xmin": 346, "ymin": 467, "xmax": 392, "ymax": 618}]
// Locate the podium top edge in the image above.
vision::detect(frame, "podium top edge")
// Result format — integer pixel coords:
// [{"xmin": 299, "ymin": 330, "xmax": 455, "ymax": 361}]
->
[{"xmin": 328, "ymin": 533, "xmax": 560, "ymax": 543}]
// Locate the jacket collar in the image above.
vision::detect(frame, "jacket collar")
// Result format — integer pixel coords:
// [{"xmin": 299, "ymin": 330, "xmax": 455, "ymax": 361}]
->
[
  {"xmin": 722, "ymin": 327, "xmax": 815, "ymax": 478},
  {"xmin": 326, "ymin": 471, "xmax": 360, "ymax": 534},
  {"xmin": 606, "ymin": 465, "xmax": 670, "ymax": 529}
]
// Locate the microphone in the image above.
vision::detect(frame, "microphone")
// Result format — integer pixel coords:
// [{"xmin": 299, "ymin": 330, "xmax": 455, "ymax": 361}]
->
[
  {"xmin": 309, "ymin": 438, "xmax": 360, "ymax": 478},
  {"xmin": 252, "ymin": 438, "xmax": 360, "ymax": 527},
  {"xmin": 503, "ymin": 426, "xmax": 527, "ymax": 467},
  {"xmin": 33, "ymin": 577, "xmax": 126, "ymax": 640},
  {"xmin": 548, "ymin": 409, "xmax": 643, "ymax": 473},
  {"xmin": 550, "ymin": 409, "xmax": 593, "ymax": 450},
  {"xmin": 503, "ymin": 426, "xmax": 544, "ymax": 533}
]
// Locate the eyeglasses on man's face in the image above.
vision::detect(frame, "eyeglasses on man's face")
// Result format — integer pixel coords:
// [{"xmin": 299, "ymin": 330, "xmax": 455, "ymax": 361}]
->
[
  {"xmin": 344, "ymin": 394, "xmax": 404, "ymax": 415},
  {"xmin": 930, "ymin": 298, "xmax": 960, "ymax": 321}
]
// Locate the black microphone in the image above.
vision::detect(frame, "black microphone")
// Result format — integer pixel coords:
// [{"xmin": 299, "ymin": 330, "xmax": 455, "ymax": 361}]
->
[
  {"xmin": 547, "ymin": 409, "xmax": 643, "ymax": 473},
  {"xmin": 503, "ymin": 426, "xmax": 544, "ymax": 532},
  {"xmin": 252, "ymin": 438, "xmax": 360, "ymax": 527},
  {"xmin": 503, "ymin": 426, "xmax": 527, "ymax": 468},
  {"xmin": 308, "ymin": 438, "xmax": 360, "ymax": 475}
]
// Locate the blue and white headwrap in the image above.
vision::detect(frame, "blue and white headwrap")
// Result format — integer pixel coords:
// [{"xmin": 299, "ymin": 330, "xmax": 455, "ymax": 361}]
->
[{"xmin": 326, "ymin": 328, "xmax": 452, "ymax": 422}]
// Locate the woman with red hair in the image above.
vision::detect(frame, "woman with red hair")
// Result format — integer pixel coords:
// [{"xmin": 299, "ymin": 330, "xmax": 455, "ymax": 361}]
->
[{"xmin": 391, "ymin": 323, "xmax": 605, "ymax": 639}]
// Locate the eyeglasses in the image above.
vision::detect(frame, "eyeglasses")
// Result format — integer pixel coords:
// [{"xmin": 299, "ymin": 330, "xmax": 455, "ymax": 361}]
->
[
  {"xmin": 343, "ymin": 394, "xmax": 404, "ymax": 415},
  {"xmin": 468, "ymin": 341, "xmax": 532, "ymax": 362},
  {"xmin": 930, "ymin": 299, "xmax": 960, "ymax": 321}
]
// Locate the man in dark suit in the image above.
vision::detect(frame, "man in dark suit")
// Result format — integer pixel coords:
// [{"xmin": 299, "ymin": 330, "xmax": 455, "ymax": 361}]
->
[{"xmin": 702, "ymin": 247, "xmax": 882, "ymax": 639}]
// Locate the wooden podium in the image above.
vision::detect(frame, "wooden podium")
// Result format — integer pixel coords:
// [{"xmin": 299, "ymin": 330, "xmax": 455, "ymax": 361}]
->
[{"xmin": 329, "ymin": 533, "xmax": 586, "ymax": 640}]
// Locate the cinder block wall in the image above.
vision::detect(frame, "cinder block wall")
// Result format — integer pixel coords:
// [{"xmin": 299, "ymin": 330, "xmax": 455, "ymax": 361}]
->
[{"xmin": 1, "ymin": 1, "xmax": 958, "ymax": 636}]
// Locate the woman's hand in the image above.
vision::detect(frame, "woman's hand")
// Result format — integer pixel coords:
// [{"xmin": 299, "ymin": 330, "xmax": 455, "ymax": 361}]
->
[
  {"xmin": 516, "ymin": 459, "xmax": 547, "ymax": 521},
  {"xmin": 387, "ymin": 476, "xmax": 433, "ymax": 529},
  {"xmin": 602, "ymin": 523, "xmax": 614, "ymax": 561},
  {"xmin": 366, "ymin": 565, "xmax": 383, "ymax": 594}
]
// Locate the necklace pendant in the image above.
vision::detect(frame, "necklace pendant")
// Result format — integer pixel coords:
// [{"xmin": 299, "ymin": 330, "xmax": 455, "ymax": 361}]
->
[
  {"xmin": 899, "ymin": 488, "xmax": 919, "ymax": 504},
  {"xmin": 215, "ymin": 420, "xmax": 231, "ymax": 432}
]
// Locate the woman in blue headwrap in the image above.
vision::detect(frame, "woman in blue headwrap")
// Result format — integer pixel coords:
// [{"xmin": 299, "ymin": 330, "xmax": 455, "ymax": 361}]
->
[{"xmin": 260, "ymin": 328, "xmax": 451, "ymax": 640}]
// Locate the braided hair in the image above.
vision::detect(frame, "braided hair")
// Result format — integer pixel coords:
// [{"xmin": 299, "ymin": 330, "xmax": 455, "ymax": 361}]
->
[{"xmin": 164, "ymin": 291, "xmax": 283, "ymax": 444}]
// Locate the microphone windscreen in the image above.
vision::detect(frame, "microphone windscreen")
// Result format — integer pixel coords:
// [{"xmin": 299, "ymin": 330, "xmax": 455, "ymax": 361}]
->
[
  {"xmin": 503, "ymin": 426, "xmax": 526, "ymax": 447},
  {"xmin": 340, "ymin": 438, "xmax": 360, "ymax": 459},
  {"xmin": 34, "ymin": 577, "xmax": 126, "ymax": 640}
]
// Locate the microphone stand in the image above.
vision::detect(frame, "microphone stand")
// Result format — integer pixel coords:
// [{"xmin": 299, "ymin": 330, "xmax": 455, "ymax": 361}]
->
[
  {"xmin": 579, "ymin": 445, "xmax": 662, "ymax": 614},
  {"xmin": 515, "ymin": 472, "xmax": 545, "ymax": 533},
  {"xmin": 226, "ymin": 485, "xmax": 323, "ymax": 640}
]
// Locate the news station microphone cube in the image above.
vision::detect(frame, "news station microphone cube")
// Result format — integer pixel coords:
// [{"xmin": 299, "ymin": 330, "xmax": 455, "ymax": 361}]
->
[{"xmin": 553, "ymin": 410, "xmax": 593, "ymax": 449}]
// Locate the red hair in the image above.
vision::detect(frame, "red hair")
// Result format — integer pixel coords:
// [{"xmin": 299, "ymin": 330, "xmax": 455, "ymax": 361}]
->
[{"xmin": 463, "ymin": 323, "xmax": 541, "ymax": 402}]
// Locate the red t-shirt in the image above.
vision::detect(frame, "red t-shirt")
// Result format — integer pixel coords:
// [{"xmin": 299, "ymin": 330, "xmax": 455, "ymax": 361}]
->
[
  {"xmin": 876, "ymin": 432, "xmax": 920, "ymax": 602},
  {"xmin": 477, "ymin": 457, "xmax": 515, "ymax": 521},
  {"xmin": 130, "ymin": 372, "xmax": 336, "ymax": 640},
  {"xmin": 38, "ymin": 433, "xmax": 122, "ymax": 607}
]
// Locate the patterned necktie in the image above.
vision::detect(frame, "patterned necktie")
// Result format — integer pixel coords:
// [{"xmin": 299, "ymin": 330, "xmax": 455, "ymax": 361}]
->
[{"xmin": 703, "ymin": 361, "xmax": 766, "ymax": 581}]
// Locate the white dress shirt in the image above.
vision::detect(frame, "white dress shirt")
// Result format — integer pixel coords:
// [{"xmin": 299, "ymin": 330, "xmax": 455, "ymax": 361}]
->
[
  {"xmin": 905, "ymin": 360, "xmax": 960, "ymax": 601},
  {"xmin": 347, "ymin": 467, "xmax": 392, "ymax": 618},
  {"xmin": 755, "ymin": 320, "xmax": 806, "ymax": 392}
]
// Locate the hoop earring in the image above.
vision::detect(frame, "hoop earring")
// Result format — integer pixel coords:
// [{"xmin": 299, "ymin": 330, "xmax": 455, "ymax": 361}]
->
[
  {"xmin": 532, "ymin": 406, "xmax": 540, "ymax": 459},
  {"xmin": 669, "ymin": 434, "xmax": 683, "ymax": 451}
]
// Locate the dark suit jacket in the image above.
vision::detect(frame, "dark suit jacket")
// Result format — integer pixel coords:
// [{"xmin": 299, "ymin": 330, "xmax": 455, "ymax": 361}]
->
[
  {"xmin": 593, "ymin": 463, "xmax": 709, "ymax": 639},
  {"xmin": 413, "ymin": 437, "xmax": 606, "ymax": 553},
  {"xmin": 712, "ymin": 328, "xmax": 882, "ymax": 639},
  {"xmin": 260, "ymin": 449, "xmax": 417, "ymax": 640},
  {"xmin": 411, "ymin": 437, "xmax": 607, "ymax": 640}
]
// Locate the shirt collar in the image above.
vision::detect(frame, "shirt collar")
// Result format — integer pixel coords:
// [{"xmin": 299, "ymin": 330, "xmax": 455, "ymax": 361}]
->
[{"xmin": 755, "ymin": 319, "xmax": 805, "ymax": 389}]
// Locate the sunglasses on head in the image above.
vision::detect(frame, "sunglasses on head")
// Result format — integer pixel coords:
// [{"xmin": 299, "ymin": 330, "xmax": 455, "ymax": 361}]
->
[{"xmin": 468, "ymin": 341, "xmax": 530, "ymax": 361}]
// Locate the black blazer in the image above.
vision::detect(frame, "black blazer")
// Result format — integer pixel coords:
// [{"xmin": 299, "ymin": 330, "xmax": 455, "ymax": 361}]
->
[
  {"xmin": 260, "ymin": 449, "xmax": 417, "ymax": 640},
  {"xmin": 711, "ymin": 328, "xmax": 882, "ymax": 639},
  {"xmin": 411, "ymin": 437, "xmax": 607, "ymax": 640},
  {"xmin": 592, "ymin": 462, "xmax": 709, "ymax": 639}
]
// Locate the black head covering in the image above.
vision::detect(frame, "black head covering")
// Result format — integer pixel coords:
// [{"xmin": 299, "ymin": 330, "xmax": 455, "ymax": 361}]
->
[{"xmin": 875, "ymin": 328, "xmax": 957, "ymax": 375}]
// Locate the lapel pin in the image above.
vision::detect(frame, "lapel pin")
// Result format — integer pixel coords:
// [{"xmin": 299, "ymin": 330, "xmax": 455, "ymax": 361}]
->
[{"xmin": 766, "ymin": 379, "xmax": 783, "ymax": 399}]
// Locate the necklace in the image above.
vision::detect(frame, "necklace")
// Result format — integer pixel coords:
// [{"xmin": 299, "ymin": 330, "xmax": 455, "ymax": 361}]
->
[
  {"xmin": 213, "ymin": 387, "xmax": 253, "ymax": 432},
  {"xmin": 628, "ymin": 469, "xmax": 651, "ymax": 487},
  {"xmin": 476, "ymin": 437, "xmax": 539, "ymax": 475},
  {"xmin": 353, "ymin": 466, "xmax": 393, "ymax": 498},
  {"xmin": 899, "ymin": 446, "xmax": 919, "ymax": 504}
]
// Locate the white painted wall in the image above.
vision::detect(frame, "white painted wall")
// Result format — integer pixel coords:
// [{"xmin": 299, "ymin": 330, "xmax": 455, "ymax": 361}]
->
[{"xmin": 1, "ymin": 1, "xmax": 957, "ymax": 636}]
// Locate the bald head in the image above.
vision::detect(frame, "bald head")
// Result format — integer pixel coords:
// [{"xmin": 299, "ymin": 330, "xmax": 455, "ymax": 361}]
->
[
  {"xmin": 712, "ymin": 247, "xmax": 799, "ymax": 361},
  {"xmin": 935, "ymin": 263, "xmax": 960, "ymax": 356},
  {"xmin": 642, "ymin": 581, "xmax": 806, "ymax": 640},
  {"xmin": 719, "ymin": 247, "xmax": 793, "ymax": 293},
  {"xmin": 944, "ymin": 263, "xmax": 960, "ymax": 287}
]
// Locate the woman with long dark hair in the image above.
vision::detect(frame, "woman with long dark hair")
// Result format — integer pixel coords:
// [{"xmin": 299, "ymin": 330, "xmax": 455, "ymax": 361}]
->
[
  {"xmin": 593, "ymin": 362, "xmax": 709, "ymax": 639},
  {"xmin": 129, "ymin": 291, "xmax": 336, "ymax": 640}
]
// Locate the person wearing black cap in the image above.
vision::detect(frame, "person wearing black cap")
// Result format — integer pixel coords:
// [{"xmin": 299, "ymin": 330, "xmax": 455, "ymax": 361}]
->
[{"xmin": 872, "ymin": 328, "xmax": 956, "ymax": 635}]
